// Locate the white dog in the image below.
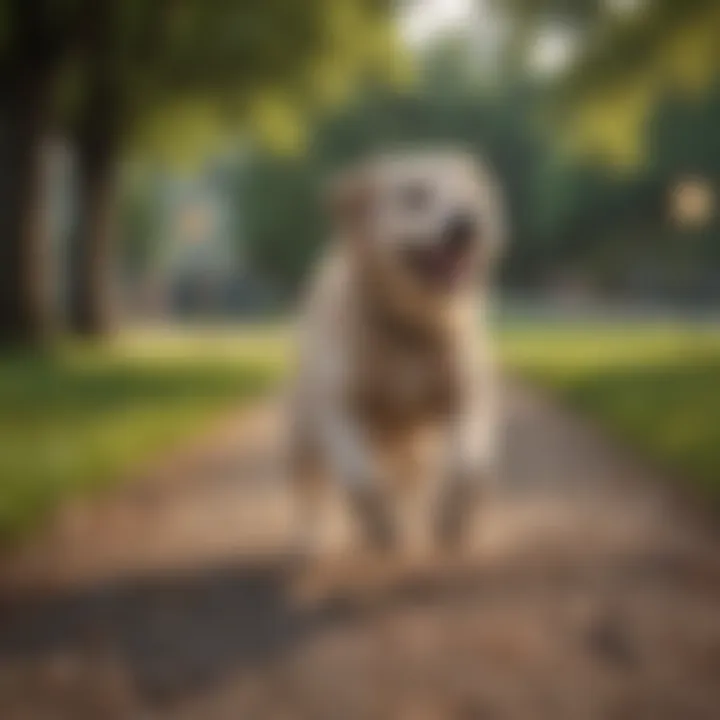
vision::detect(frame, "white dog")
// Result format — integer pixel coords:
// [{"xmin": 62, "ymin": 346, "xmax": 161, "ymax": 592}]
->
[{"xmin": 286, "ymin": 150, "xmax": 505, "ymax": 551}]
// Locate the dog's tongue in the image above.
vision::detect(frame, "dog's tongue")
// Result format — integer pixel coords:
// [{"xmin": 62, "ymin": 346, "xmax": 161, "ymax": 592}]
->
[
  {"xmin": 404, "ymin": 243, "xmax": 470, "ymax": 288},
  {"xmin": 432, "ymin": 244, "xmax": 466, "ymax": 286}
]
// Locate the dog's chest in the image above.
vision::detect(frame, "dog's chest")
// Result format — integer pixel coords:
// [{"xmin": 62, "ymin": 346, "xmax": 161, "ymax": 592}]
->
[{"xmin": 350, "ymin": 338, "xmax": 459, "ymax": 430}]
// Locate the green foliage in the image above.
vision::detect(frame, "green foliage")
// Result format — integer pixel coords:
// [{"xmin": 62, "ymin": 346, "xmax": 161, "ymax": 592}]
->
[
  {"xmin": 122, "ymin": 0, "xmax": 404, "ymax": 161},
  {"xmin": 242, "ymin": 154, "xmax": 326, "ymax": 294},
  {"xmin": 531, "ymin": 78, "xmax": 720, "ymax": 297},
  {"xmin": 119, "ymin": 166, "xmax": 163, "ymax": 273},
  {"xmin": 241, "ymin": 78, "xmax": 546, "ymax": 292},
  {"xmin": 549, "ymin": 0, "xmax": 720, "ymax": 162},
  {"xmin": 492, "ymin": 0, "xmax": 720, "ymax": 162},
  {"xmin": 502, "ymin": 324, "xmax": 720, "ymax": 497},
  {"xmin": 0, "ymin": 328, "xmax": 287, "ymax": 543},
  {"xmin": 9, "ymin": 0, "xmax": 400, "ymax": 163},
  {"xmin": 237, "ymin": 20, "xmax": 720, "ymax": 299}
]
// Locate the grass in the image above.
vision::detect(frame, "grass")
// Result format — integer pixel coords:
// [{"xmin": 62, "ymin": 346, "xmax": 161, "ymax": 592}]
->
[
  {"xmin": 0, "ymin": 326, "xmax": 288, "ymax": 543},
  {"xmin": 501, "ymin": 322, "xmax": 720, "ymax": 498},
  {"xmin": 2, "ymin": 320, "xmax": 718, "ymax": 544}
]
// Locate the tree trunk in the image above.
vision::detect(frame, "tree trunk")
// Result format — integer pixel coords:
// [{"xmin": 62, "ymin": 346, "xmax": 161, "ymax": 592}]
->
[
  {"xmin": 0, "ymin": 8, "xmax": 58, "ymax": 346},
  {"xmin": 67, "ymin": 127, "xmax": 119, "ymax": 337},
  {"xmin": 67, "ymin": 0, "xmax": 122, "ymax": 338}
]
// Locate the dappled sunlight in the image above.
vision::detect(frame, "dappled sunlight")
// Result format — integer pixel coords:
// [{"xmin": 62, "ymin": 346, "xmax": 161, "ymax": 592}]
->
[
  {"xmin": 0, "ymin": 331, "xmax": 284, "ymax": 543},
  {"xmin": 3, "ymin": 0, "xmax": 720, "ymax": 716}
]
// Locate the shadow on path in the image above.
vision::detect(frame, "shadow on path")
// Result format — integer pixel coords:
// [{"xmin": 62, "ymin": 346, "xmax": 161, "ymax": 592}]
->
[{"xmin": 0, "ymin": 384, "xmax": 719, "ymax": 719}]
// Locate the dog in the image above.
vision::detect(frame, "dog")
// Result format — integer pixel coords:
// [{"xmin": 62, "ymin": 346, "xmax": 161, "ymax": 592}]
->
[{"xmin": 286, "ymin": 150, "xmax": 505, "ymax": 551}]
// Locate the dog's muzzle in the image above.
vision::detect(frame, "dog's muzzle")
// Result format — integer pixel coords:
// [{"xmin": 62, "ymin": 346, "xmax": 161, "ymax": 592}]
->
[
  {"xmin": 443, "ymin": 212, "xmax": 476, "ymax": 256},
  {"xmin": 403, "ymin": 212, "xmax": 478, "ymax": 289}
]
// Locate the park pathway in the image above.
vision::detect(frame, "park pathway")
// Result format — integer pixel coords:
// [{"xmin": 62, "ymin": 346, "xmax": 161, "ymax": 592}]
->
[{"xmin": 1, "ymin": 383, "xmax": 719, "ymax": 719}]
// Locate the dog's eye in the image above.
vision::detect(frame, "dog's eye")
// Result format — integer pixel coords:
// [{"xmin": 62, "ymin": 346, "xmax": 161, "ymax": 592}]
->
[{"xmin": 398, "ymin": 182, "xmax": 431, "ymax": 211}]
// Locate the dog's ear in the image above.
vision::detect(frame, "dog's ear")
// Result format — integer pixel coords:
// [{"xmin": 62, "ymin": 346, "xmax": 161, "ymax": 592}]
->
[{"xmin": 325, "ymin": 164, "xmax": 373, "ymax": 236}]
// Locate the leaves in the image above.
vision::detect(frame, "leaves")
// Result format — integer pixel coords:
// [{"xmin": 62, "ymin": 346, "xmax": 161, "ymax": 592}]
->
[{"xmin": 551, "ymin": 0, "xmax": 720, "ymax": 162}]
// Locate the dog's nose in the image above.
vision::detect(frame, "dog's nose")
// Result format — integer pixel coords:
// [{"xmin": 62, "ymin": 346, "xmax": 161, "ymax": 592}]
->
[{"xmin": 442, "ymin": 213, "xmax": 476, "ymax": 253}]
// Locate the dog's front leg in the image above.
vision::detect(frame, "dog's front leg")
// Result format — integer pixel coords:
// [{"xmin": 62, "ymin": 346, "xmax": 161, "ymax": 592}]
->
[
  {"xmin": 436, "ymin": 388, "xmax": 497, "ymax": 548},
  {"xmin": 319, "ymin": 407, "xmax": 396, "ymax": 550}
]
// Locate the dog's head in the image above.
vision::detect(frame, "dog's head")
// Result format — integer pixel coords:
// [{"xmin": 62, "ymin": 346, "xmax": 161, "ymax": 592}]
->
[{"xmin": 327, "ymin": 151, "xmax": 505, "ymax": 297}]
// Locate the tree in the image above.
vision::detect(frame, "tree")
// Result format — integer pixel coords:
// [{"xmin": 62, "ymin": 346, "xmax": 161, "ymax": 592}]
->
[
  {"xmin": 0, "ymin": 0, "xmax": 80, "ymax": 344},
  {"xmin": 65, "ymin": 0, "xmax": 399, "ymax": 337},
  {"xmin": 241, "ymin": 38, "xmax": 547, "ymax": 293},
  {"xmin": 0, "ymin": 0, "xmax": 398, "ymax": 343},
  {"xmin": 67, "ymin": 0, "xmax": 124, "ymax": 335},
  {"xmin": 548, "ymin": 0, "xmax": 720, "ymax": 163}
]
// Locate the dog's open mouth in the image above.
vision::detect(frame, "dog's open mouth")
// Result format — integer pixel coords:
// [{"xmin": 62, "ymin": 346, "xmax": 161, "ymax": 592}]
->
[
  {"xmin": 401, "ymin": 214, "xmax": 479, "ymax": 289},
  {"xmin": 402, "ymin": 240, "xmax": 473, "ymax": 289}
]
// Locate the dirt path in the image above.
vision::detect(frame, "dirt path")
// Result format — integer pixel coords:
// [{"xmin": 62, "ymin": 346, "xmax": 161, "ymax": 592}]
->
[{"xmin": 1, "ymin": 383, "xmax": 719, "ymax": 719}]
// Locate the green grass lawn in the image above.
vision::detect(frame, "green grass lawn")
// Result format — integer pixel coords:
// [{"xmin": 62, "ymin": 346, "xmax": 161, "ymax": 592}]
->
[
  {"xmin": 501, "ymin": 323, "xmax": 720, "ymax": 498},
  {"xmin": 2, "ymin": 321, "xmax": 718, "ymax": 544},
  {"xmin": 0, "ymin": 326, "xmax": 288, "ymax": 543}
]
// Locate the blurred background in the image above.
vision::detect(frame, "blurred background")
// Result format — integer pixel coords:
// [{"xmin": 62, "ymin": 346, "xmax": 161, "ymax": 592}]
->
[
  {"xmin": 5, "ymin": 0, "xmax": 720, "ymax": 333},
  {"xmin": 1, "ymin": 2, "xmax": 720, "ymax": 716},
  {"xmin": 2, "ymin": 0, "xmax": 719, "ymax": 532}
]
